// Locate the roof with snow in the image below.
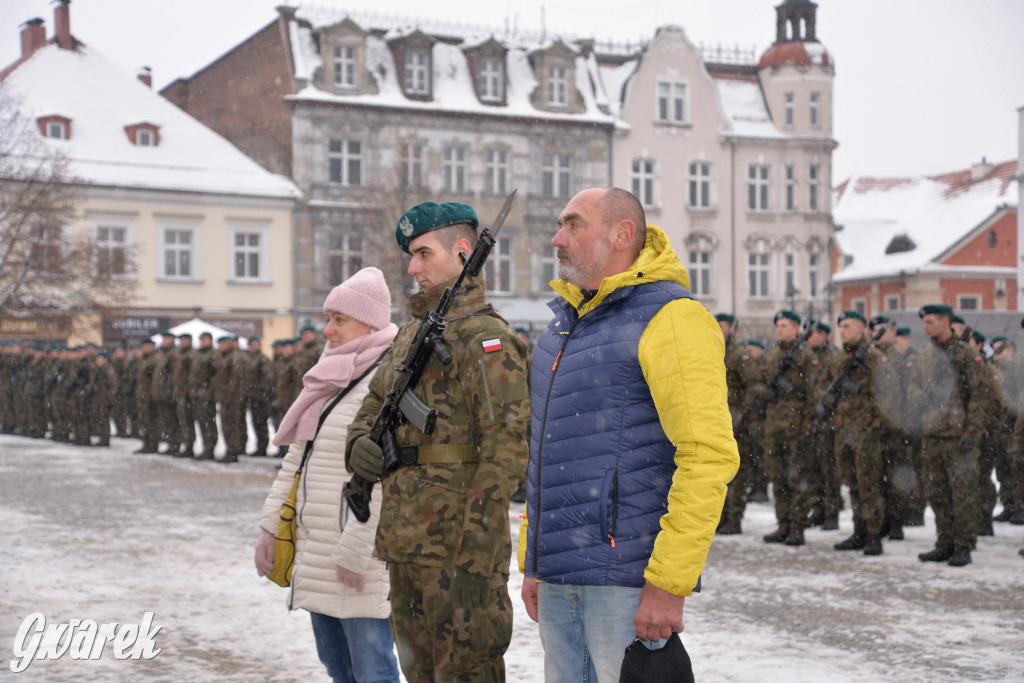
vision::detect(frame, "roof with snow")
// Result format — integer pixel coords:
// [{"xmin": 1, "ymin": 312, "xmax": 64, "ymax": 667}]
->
[
  {"xmin": 1, "ymin": 42, "xmax": 301, "ymax": 200},
  {"xmin": 711, "ymin": 73, "xmax": 790, "ymax": 139},
  {"xmin": 832, "ymin": 160, "xmax": 1019, "ymax": 283}
]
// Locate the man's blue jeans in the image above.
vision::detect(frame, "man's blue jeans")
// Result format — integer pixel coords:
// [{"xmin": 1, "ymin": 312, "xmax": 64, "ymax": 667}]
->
[
  {"xmin": 309, "ymin": 612, "xmax": 401, "ymax": 683},
  {"xmin": 538, "ymin": 582, "xmax": 652, "ymax": 683}
]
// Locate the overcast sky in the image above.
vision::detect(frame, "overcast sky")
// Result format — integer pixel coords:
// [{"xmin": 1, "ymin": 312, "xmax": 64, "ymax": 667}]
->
[{"xmin": 2, "ymin": 0, "xmax": 1022, "ymax": 183}]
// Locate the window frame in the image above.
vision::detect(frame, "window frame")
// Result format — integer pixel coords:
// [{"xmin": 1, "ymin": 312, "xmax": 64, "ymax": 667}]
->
[
  {"xmin": 957, "ymin": 294, "xmax": 980, "ymax": 311},
  {"xmin": 327, "ymin": 231, "xmax": 365, "ymax": 286},
  {"xmin": 784, "ymin": 164, "xmax": 797, "ymax": 212},
  {"xmin": 92, "ymin": 219, "xmax": 134, "ymax": 280},
  {"xmin": 333, "ymin": 44, "xmax": 357, "ymax": 88},
  {"xmin": 541, "ymin": 152, "xmax": 572, "ymax": 198},
  {"xmin": 398, "ymin": 142, "xmax": 425, "ymax": 191},
  {"xmin": 747, "ymin": 163, "xmax": 771, "ymax": 212},
  {"xmin": 442, "ymin": 145, "xmax": 468, "ymax": 194},
  {"xmin": 403, "ymin": 48, "xmax": 431, "ymax": 96},
  {"xmin": 547, "ymin": 66, "xmax": 568, "ymax": 107},
  {"xmin": 688, "ymin": 160, "xmax": 712, "ymax": 209},
  {"xmin": 808, "ymin": 163, "xmax": 821, "ymax": 213},
  {"xmin": 784, "ymin": 92, "xmax": 795, "ymax": 128},
  {"xmin": 809, "ymin": 91, "xmax": 821, "ymax": 129},
  {"xmin": 478, "ymin": 56, "xmax": 505, "ymax": 103},
  {"xmin": 747, "ymin": 241, "xmax": 771, "ymax": 299},
  {"xmin": 656, "ymin": 79, "xmax": 689, "ymax": 125},
  {"xmin": 328, "ymin": 138, "xmax": 363, "ymax": 186},
  {"xmin": 483, "ymin": 234, "xmax": 514, "ymax": 295},
  {"xmin": 158, "ymin": 223, "xmax": 200, "ymax": 282},
  {"xmin": 630, "ymin": 158, "xmax": 655, "ymax": 208},
  {"xmin": 484, "ymin": 148, "xmax": 510, "ymax": 195},
  {"xmin": 228, "ymin": 225, "xmax": 270, "ymax": 285}
]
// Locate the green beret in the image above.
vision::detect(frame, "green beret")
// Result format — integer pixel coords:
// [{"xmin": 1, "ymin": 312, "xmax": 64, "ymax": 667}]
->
[
  {"xmin": 743, "ymin": 339, "xmax": 765, "ymax": 350},
  {"xmin": 140, "ymin": 339, "xmax": 155, "ymax": 346},
  {"xmin": 216, "ymin": 335, "xmax": 232, "ymax": 343},
  {"xmin": 199, "ymin": 331, "xmax": 213, "ymax": 339},
  {"xmin": 992, "ymin": 335, "xmax": 1008, "ymax": 344},
  {"xmin": 970, "ymin": 330, "xmax": 986, "ymax": 344},
  {"xmin": 773, "ymin": 310, "xmax": 801, "ymax": 326},
  {"xmin": 299, "ymin": 324, "xmax": 317, "ymax": 334},
  {"xmin": 715, "ymin": 313, "xmax": 736, "ymax": 324},
  {"xmin": 868, "ymin": 315, "xmax": 891, "ymax": 328},
  {"xmin": 896, "ymin": 326, "xmax": 911, "ymax": 337},
  {"xmin": 248, "ymin": 335, "xmax": 261, "ymax": 343},
  {"xmin": 837, "ymin": 310, "xmax": 867, "ymax": 325},
  {"xmin": 396, "ymin": 201, "xmax": 479, "ymax": 254},
  {"xmin": 952, "ymin": 314, "xmax": 965, "ymax": 325},
  {"xmin": 919, "ymin": 304, "xmax": 954, "ymax": 319},
  {"xmin": 177, "ymin": 332, "xmax": 192, "ymax": 339},
  {"xmin": 813, "ymin": 321, "xmax": 832, "ymax": 335}
]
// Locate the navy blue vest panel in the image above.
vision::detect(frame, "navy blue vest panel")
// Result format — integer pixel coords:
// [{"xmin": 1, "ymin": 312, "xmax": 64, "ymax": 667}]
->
[{"xmin": 526, "ymin": 280, "xmax": 692, "ymax": 586}]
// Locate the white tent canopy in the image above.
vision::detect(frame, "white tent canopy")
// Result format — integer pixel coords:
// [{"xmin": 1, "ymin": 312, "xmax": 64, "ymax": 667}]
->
[{"xmin": 149, "ymin": 317, "xmax": 248, "ymax": 349}]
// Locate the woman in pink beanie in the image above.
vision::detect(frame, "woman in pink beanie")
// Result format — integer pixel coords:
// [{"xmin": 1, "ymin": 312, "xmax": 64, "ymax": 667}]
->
[{"xmin": 255, "ymin": 267, "xmax": 400, "ymax": 683}]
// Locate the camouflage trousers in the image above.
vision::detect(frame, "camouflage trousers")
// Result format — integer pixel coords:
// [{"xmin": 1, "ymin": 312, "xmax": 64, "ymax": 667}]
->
[
  {"xmin": 388, "ymin": 562, "xmax": 512, "ymax": 683},
  {"xmin": 248, "ymin": 398, "xmax": 270, "ymax": 453},
  {"xmin": 766, "ymin": 431, "xmax": 814, "ymax": 530},
  {"xmin": 881, "ymin": 428, "xmax": 917, "ymax": 526},
  {"xmin": 992, "ymin": 419, "xmax": 1017, "ymax": 511},
  {"xmin": 921, "ymin": 436, "xmax": 979, "ymax": 551},
  {"xmin": 810, "ymin": 423, "xmax": 842, "ymax": 518},
  {"xmin": 195, "ymin": 398, "xmax": 218, "ymax": 455},
  {"xmin": 722, "ymin": 420, "xmax": 752, "ymax": 521},
  {"xmin": 977, "ymin": 436, "xmax": 999, "ymax": 526},
  {"xmin": 835, "ymin": 423, "xmax": 886, "ymax": 537},
  {"xmin": 176, "ymin": 397, "xmax": 196, "ymax": 452}
]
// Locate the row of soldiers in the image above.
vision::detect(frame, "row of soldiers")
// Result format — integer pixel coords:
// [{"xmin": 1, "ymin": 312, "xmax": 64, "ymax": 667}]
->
[
  {"xmin": 0, "ymin": 325, "xmax": 326, "ymax": 461},
  {"xmin": 717, "ymin": 304, "xmax": 1024, "ymax": 566}
]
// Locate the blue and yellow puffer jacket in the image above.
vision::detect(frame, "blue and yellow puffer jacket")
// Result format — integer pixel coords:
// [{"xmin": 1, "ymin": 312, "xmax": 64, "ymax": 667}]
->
[{"xmin": 518, "ymin": 225, "xmax": 739, "ymax": 596}]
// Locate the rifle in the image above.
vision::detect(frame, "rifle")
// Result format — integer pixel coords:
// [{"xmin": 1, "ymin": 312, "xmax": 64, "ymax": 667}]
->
[
  {"xmin": 920, "ymin": 324, "xmax": 972, "ymax": 404},
  {"xmin": 342, "ymin": 189, "xmax": 517, "ymax": 523},
  {"xmin": 764, "ymin": 325, "xmax": 813, "ymax": 400},
  {"xmin": 815, "ymin": 325, "xmax": 887, "ymax": 416}
]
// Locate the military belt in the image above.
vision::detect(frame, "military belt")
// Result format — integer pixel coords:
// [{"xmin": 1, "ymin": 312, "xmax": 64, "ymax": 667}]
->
[{"xmin": 397, "ymin": 444, "xmax": 479, "ymax": 466}]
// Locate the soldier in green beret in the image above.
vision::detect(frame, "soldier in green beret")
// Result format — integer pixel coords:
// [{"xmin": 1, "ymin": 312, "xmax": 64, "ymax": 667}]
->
[
  {"xmin": 716, "ymin": 313, "xmax": 749, "ymax": 535},
  {"xmin": 991, "ymin": 337, "xmax": 1021, "ymax": 524},
  {"xmin": 806, "ymin": 319, "xmax": 841, "ymax": 531},
  {"xmin": 907, "ymin": 304, "xmax": 986, "ymax": 566},
  {"xmin": 347, "ymin": 199, "xmax": 530, "ymax": 682}
]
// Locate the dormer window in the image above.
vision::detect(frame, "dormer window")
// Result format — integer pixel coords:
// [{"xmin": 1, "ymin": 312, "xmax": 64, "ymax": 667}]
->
[
  {"xmin": 37, "ymin": 114, "xmax": 71, "ymax": 140},
  {"xmin": 333, "ymin": 44, "xmax": 356, "ymax": 88},
  {"xmin": 403, "ymin": 49, "xmax": 430, "ymax": 96},
  {"xmin": 478, "ymin": 57, "xmax": 504, "ymax": 102},
  {"xmin": 125, "ymin": 122, "xmax": 160, "ymax": 147},
  {"xmin": 547, "ymin": 66, "xmax": 568, "ymax": 107}
]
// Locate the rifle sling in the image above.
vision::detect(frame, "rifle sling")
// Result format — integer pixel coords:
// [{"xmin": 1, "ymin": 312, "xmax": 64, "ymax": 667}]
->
[{"xmin": 396, "ymin": 444, "xmax": 479, "ymax": 466}]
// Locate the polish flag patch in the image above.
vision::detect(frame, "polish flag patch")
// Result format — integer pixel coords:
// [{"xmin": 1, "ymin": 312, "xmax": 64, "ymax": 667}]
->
[{"xmin": 482, "ymin": 338, "xmax": 503, "ymax": 353}]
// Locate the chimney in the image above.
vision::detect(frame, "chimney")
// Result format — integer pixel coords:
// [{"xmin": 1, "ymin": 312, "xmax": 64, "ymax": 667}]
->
[
  {"xmin": 970, "ymin": 157, "xmax": 995, "ymax": 182},
  {"xmin": 54, "ymin": 0, "xmax": 72, "ymax": 50},
  {"xmin": 137, "ymin": 66, "xmax": 152, "ymax": 88},
  {"xmin": 20, "ymin": 18, "xmax": 47, "ymax": 59}
]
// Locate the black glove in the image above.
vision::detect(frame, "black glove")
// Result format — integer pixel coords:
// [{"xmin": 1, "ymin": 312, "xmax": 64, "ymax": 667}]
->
[
  {"xmin": 452, "ymin": 566, "xmax": 489, "ymax": 610},
  {"xmin": 349, "ymin": 435, "xmax": 385, "ymax": 482}
]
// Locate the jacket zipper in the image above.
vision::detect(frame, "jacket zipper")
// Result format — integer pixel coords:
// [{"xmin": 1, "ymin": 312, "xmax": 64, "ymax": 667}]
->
[
  {"xmin": 532, "ymin": 317, "xmax": 579, "ymax": 575},
  {"xmin": 608, "ymin": 471, "xmax": 618, "ymax": 548}
]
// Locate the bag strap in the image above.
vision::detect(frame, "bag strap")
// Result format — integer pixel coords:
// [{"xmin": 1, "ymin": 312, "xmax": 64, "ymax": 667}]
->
[{"xmin": 295, "ymin": 359, "xmax": 381, "ymax": 476}]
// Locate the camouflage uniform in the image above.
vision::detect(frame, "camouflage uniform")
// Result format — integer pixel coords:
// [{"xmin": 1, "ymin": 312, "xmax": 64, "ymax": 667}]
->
[
  {"xmin": 90, "ymin": 356, "xmax": 117, "ymax": 446},
  {"xmin": 347, "ymin": 276, "xmax": 530, "ymax": 683},
  {"xmin": 720, "ymin": 336, "xmax": 749, "ymax": 529},
  {"xmin": 188, "ymin": 340, "xmax": 219, "ymax": 457},
  {"xmin": 110, "ymin": 351, "xmax": 129, "ymax": 437},
  {"xmin": 898, "ymin": 345, "xmax": 926, "ymax": 523},
  {"xmin": 243, "ymin": 346, "xmax": 272, "ymax": 455},
  {"xmin": 170, "ymin": 340, "xmax": 195, "ymax": 455},
  {"xmin": 213, "ymin": 342, "xmax": 246, "ymax": 458},
  {"xmin": 808, "ymin": 342, "xmax": 841, "ymax": 525},
  {"xmin": 907, "ymin": 334, "xmax": 986, "ymax": 554},
  {"xmin": 993, "ymin": 353, "xmax": 1023, "ymax": 518},
  {"xmin": 759, "ymin": 338, "xmax": 817, "ymax": 539},
  {"xmin": 135, "ymin": 345, "xmax": 160, "ymax": 453},
  {"xmin": 826, "ymin": 339, "xmax": 899, "ymax": 544},
  {"xmin": 876, "ymin": 342, "xmax": 917, "ymax": 535},
  {"xmin": 153, "ymin": 341, "xmax": 180, "ymax": 453},
  {"xmin": 974, "ymin": 357, "xmax": 1004, "ymax": 533}
]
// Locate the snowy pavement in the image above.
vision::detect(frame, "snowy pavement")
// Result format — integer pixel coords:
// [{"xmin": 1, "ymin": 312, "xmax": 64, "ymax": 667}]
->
[{"xmin": 2, "ymin": 434, "xmax": 1022, "ymax": 681}]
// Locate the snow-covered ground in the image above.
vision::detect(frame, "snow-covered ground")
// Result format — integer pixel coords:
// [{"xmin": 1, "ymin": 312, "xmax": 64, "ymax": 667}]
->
[{"xmin": 2, "ymin": 434, "xmax": 1022, "ymax": 681}]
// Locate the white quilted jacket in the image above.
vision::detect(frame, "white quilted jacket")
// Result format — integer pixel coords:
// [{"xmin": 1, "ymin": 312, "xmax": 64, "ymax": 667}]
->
[{"xmin": 259, "ymin": 372, "xmax": 390, "ymax": 619}]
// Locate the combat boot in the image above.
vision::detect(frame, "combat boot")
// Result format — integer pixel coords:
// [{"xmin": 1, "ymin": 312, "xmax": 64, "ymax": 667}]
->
[
  {"xmin": 905, "ymin": 510, "xmax": 926, "ymax": 527},
  {"xmin": 947, "ymin": 547, "xmax": 972, "ymax": 567},
  {"xmin": 716, "ymin": 518, "xmax": 742, "ymax": 535},
  {"xmin": 194, "ymin": 450, "xmax": 215, "ymax": 461},
  {"xmin": 220, "ymin": 453, "xmax": 238, "ymax": 464},
  {"xmin": 763, "ymin": 527, "xmax": 790, "ymax": 543},
  {"xmin": 1009, "ymin": 510, "xmax": 1024, "ymax": 525},
  {"xmin": 834, "ymin": 534, "xmax": 865, "ymax": 551},
  {"xmin": 977, "ymin": 520, "xmax": 994, "ymax": 536},
  {"xmin": 993, "ymin": 506, "xmax": 1015, "ymax": 522},
  {"xmin": 918, "ymin": 545, "xmax": 954, "ymax": 562},
  {"xmin": 887, "ymin": 522, "xmax": 904, "ymax": 541},
  {"xmin": 822, "ymin": 514, "xmax": 839, "ymax": 531},
  {"xmin": 1018, "ymin": 548, "xmax": 1024, "ymax": 557},
  {"xmin": 784, "ymin": 529, "xmax": 804, "ymax": 546},
  {"xmin": 862, "ymin": 535, "xmax": 883, "ymax": 556},
  {"xmin": 748, "ymin": 487, "xmax": 769, "ymax": 504}
]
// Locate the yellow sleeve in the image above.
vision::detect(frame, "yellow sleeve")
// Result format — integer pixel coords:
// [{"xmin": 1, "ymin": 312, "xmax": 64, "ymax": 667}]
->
[
  {"xmin": 517, "ymin": 506, "xmax": 528, "ymax": 575},
  {"xmin": 638, "ymin": 298, "xmax": 740, "ymax": 596}
]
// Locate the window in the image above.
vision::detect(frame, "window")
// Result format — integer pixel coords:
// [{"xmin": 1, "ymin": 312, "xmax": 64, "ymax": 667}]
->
[
  {"xmin": 547, "ymin": 66, "xmax": 567, "ymax": 107},
  {"xmin": 810, "ymin": 92, "xmax": 821, "ymax": 128},
  {"xmin": 852, "ymin": 298, "xmax": 867, "ymax": 315},
  {"xmin": 443, "ymin": 146, "xmax": 468, "ymax": 193},
  {"xmin": 631, "ymin": 159, "xmax": 655, "ymax": 207},
  {"xmin": 808, "ymin": 164, "xmax": 820, "ymax": 212},
  {"xmin": 137, "ymin": 129, "xmax": 154, "ymax": 146},
  {"xmin": 886, "ymin": 295, "xmax": 900, "ymax": 311},
  {"xmin": 535, "ymin": 236, "xmax": 560, "ymax": 291},
  {"xmin": 542, "ymin": 153, "xmax": 571, "ymax": 198},
  {"xmin": 333, "ymin": 45, "xmax": 356, "ymax": 88},
  {"xmin": 29, "ymin": 222, "xmax": 67, "ymax": 277},
  {"xmin": 398, "ymin": 142, "xmax": 424, "ymax": 190},
  {"xmin": 957, "ymin": 295, "xmax": 979, "ymax": 311},
  {"xmin": 47, "ymin": 121, "xmax": 66, "ymax": 139},
  {"xmin": 657, "ymin": 80, "xmax": 687, "ymax": 124},
  {"xmin": 748, "ymin": 164, "xmax": 770, "ymax": 211},
  {"xmin": 95, "ymin": 223, "xmax": 129, "ymax": 277},
  {"xmin": 785, "ymin": 164, "xmax": 797, "ymax": 211},
  {"xmin": 230, "ymin": 228, "xmax": 268, "ymax": 282},
  {"xmin": 784, "ymin": 92, "xmax": 795, "ymax": 128},
  {"xmin": 328, "ymin": 139, "xmax": 362, "ymax": 186},
  {"xmin": 161, "ymin": 226, "xmax": 197, "ymax": 280},
  {"xmin": 328, "ymin": 232, "xmax": 364, "ymax": 284},
  {"xmin": 688, "ymin": 247, "xmax": 711, "ymax": 298},
  {"xmin": 478, "ymin": 57, "xmax": 504, "ymax": 102},
  {"xmin": 808, "ymin": 251, "xmax": 820, "ymax": 298},
  {"xmin": 747, "ymin": 243, "xmax": 771, "ymax": 298},
  {"xmin": 484, "ymin": 236, "xmax": 513, "ymax": 294},
  {"xmin": 783, "ymin": 248, "xmax": 798, "ymax": 298},
  {"xmin": 688, "ymin": 161, "xmax": 712, "ymax": 209},
  {"xmin": 403, "ymin": 49, "xmax": 430, "ymax": 95},
  {"xmin": 485, "ymin": 148, "xmax": 510, "ymax": 195}
]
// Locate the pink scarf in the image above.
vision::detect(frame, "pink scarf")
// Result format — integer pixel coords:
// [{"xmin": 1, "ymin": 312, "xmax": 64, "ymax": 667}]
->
[{"xmin": 272, "ymin": 323, "xmax": 398, "ymax": 446}]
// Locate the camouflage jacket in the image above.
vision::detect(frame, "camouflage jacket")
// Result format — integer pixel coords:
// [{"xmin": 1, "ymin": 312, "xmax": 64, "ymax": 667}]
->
[
  {"xmin": 347, "ymin": 275, "xmax": 530, "ymax": 576},
  {"xmin": 907, "ymin": 334, "xmax": 986, "ymax": 440},
  {"xmin": 760, "ymin": 339, "xmax": 816, "ymax": 438},
  {"xmin": 188, "ymin": 346, "xmax": 217, "ymax": 402},
  {"xmin": 212, "ymin": 348, "xmax": 243, "ymax": 404},
  {"xmin": 169, "ymin": 347, "xmax": 194, "ymax": 401},
  {"xmin": 824, "ymin": 338, "xmax": 899, "ymax": 433}
]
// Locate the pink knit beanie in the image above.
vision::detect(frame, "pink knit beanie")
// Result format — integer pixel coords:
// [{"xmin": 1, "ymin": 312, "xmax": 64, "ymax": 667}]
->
[{"xmin": 323, "ymin": 267, "xmax": 392, "ymax": 330}]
